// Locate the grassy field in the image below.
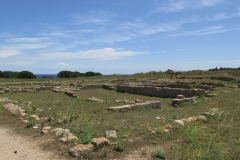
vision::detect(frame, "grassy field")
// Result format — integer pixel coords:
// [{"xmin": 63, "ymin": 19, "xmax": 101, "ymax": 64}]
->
[{"xmin": 0, "ymin": 71, "xmax": 240, "ymax": 159}]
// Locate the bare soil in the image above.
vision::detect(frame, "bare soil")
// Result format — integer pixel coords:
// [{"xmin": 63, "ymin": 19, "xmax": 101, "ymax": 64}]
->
[{"xmin": 0, "ymin": 126, "xmax": 61, "ymax": 160}]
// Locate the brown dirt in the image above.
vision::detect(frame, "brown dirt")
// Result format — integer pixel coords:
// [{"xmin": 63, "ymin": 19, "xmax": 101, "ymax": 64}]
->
[{"xmin": 0, "ymin": 126, "xmax": 63, "ymax": 160}]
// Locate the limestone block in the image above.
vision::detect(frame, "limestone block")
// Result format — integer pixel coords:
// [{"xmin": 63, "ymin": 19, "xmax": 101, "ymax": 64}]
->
[
  {"xmin": 69, "ymin": 144, "xmax": 94, "ymax": 157},
  {"xmin": 106, "ymin": 130, "xmax": 117, "ymax": 139},
  {"xmin": 92, "ymin": 137, "xmax": 110, "ymax": 148}
]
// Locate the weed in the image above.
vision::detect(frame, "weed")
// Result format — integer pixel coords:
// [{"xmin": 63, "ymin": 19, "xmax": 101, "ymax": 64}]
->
[
  {"xmin": 25, "ymin": 119, "xmax": 35, "ymax": 128},
  {"xmin": 151, "ymin": 150, "xmax": 167, "ymax": 159},
  {"xmin": 114, "ymin": 135, "xmax": 124, "ymax": 152},
  {"xmin": 180, "ymin": 123, "xmax": 228, "ymax": 159},
  {"xmin": 77, "ymin": 120, "xmax": 94, "ymax": 144}
]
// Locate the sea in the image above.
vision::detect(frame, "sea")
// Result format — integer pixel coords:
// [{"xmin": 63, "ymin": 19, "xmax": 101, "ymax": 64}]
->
[{"xmin": 35, "ymin": 74, "xmax": 58, "ymax": 78}]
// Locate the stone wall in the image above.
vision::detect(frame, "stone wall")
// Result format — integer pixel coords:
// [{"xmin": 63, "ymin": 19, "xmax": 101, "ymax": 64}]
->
[
  {"xmin": 116, "ymin": 85, "xmax": 205, "ymax": 98},
  {"xmin": 107, "ymin": 101, "xmax": 161, "ymax": 112}
]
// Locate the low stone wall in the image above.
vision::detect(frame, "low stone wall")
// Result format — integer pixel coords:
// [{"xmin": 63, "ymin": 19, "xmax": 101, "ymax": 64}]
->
[
  {"xmin": 116, "ymin": 85, "xmax": 205, "ymax": 98},
  {"xmin": 210, "ymin": 76, "xmax": 235, "ymax": 81},
  {"xmin": 78, "ymin": 84, "xmax": 103, "ymax": 90},
  {"xmin": 107, "ymin": 101, "xmax": 161, "ymax": 112},
  {"xmin": 64, "ymin": 91, "xmax": 78, "ymax": 98}
]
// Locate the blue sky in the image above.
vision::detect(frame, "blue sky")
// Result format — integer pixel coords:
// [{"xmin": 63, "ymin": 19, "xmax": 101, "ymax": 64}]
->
[{"xmin": 0, "ymin": 0, "xmax": 240, "ymax": 74}]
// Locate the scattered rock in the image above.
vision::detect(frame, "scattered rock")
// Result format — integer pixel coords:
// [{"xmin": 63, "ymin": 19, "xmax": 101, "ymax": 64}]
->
[
  {"xmin": 33, "ymin": 124, "xmax": 41, "ymax": 129},
  {"xmin": 59, "ymin": 133, "xmax": 79, "ymax": 143},
  {"xmin": 205, "ymin": 93, "xmax": 217, "ymax": 97},
  {"xmin": 55, "ymin": 129, "xmax": 70, "ymax": 138},
  {"xmin": 177, "ymin": 95, "xmax": 185, "ymax": 99},
  {"xmin": 30, "ymin": 114, "xmax": 40, "ymax": 121},
  {"xmin": 173, "ymin": 120, "xmax": 184, "ymax": 127},
  {"xmin": 163, "ymin": 124, "xmax": 173, "ymax": 129},
  {"xmin": 21, "ymin": 120, "xmax": 29, "ymax": 123},
  {"xmin": 35, "ymin": 108, "xmax": 43, "ymax": 113},
  {"xmin": 85, "ymin": 97, "xmax": 104, "ymax": 103},
  {"xmin": 197, "ymin": 115, "xmax": 207, "ymax": 121},
  {"xmin": 69, "ymin": 144, "xmax": 94, "ymax": 157},
  {"xmin": 43, "ymin": 126, "xmax": 51, "ymax": 130},
  {"xmin": 191, "ymin": 99, "xmax": 197, "ymax": 105},
  {"xmin": 92, "ymin": 137, "xmax": 110, "ymax": 148},
  {"xmin": 171, "ymin": 98, "xmax": 194, "ymax": 106},
  {"xmin": 2, "ymin": 102, "xmax": 26, "ymax": 116},
  {"xmin": 41, "ymin": 130, "xmax": 50, "ymax": 134},
  {"xmin": 106, "ymin": 130, "xmax": 117, "ymax": 139}
]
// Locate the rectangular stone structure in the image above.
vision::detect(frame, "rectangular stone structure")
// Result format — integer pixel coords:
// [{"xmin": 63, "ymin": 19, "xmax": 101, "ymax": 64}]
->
[{"xmin": 107, "ymin": 101, "xmax": 161, "ymax": 112}]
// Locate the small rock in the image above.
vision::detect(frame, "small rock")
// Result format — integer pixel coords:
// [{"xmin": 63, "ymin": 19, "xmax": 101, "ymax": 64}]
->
[
  {"xmin": 106, "ymin": 130, "xmax": 117, "ymax": 139},
  {"xmin": 43, "ymin": 126, "xmax": 51, "ymax": 130},
  {"xmin": 163, "ymin": 123, "xmax": 173, "ymax": 129},
  {"xmin": 69, "ymin": 144, "xmax": 94, "ymax": 157},
  {"xmin": 177, "ymin": 95, "xmax": 185, "ymax": 99},
  {"xmin": 33, "ymin": 124, "xmax": 41, "ymax": 129},
  {"xmin": 197, "ymin": 115, "xmax": 207, "ymax": 121},
  {"xmin": 92, "ymin": 137, "xmax": 110, "ymax": 148},
  {"xmin": 163, "ymin": 129, "xmax": 170, "ymax": 133},
  {"xmin": 30, "ymin": 114, "xmax": 40, "ymax": 121},
  {"xmin": 41, "ymin": 130, "xmax": 50, "ymax": 134},
  {"xmin": 209, "ymin": 108, "xmax": 222, "ymax": 116},
  {"xmin": 59, "ymin": 133, "xmax": 79, "ymax": 143},
  {"xmin": 35, "ymin": 108, "xmax": 43, "ymax": 113},
  {"xmin": 55, "ymin": 129, "xmax": 70, "ymax": 138},
  {"xmin": 21, "ymin": 120, "xmax": 29, "ymax": 123},
  {"xmin": 191, "ymin": 99, "xmax": 197, "ymax": 105},
  {"xmin": 173, "ymin": 120, "xmax": 184, "ymax": 127}
]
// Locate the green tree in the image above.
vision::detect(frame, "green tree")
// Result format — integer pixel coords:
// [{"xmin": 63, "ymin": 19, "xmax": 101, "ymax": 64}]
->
[
  {"xmin": 17, "ymin": 71, "xmax": 36, "ymax": 79},
  {"xmin": 84, "ymin": 71, "xmax": 95, "ymax": 77},
  {"xmin": 57, "ymin": 71, "xmax": 72, "ymax": 78}
]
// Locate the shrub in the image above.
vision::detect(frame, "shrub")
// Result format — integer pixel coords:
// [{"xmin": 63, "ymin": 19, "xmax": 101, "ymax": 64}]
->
[{"xmin": 151, "ymin": 150, "xmax": 167, "ymax": 159}]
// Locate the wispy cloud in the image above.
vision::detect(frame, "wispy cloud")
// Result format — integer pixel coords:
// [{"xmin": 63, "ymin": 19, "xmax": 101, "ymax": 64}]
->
[
  {"xmin": 6, "ymin": 37, "xmax": 49, "ymax": 43},
  {"xmin": 69, "ymin": 11, "xmax": 115, "ymax": 25},
  {"xmin": 169, "ymin": 25, "xmax": 238, "ymax": 37},
  {"xmin": 39, "ymin": 48, "xmax": 146, "ymax": 60},
  {"xmin": 208, "ymin": 8, "xmax": 240, "ymax": 21},
  {"xmin": 0, "ymin": 50, "xmax": 20, "ymax": 58},
  {"xmin": 5, "ymin": 61, "xmax": 35, "ymax": 66},
  {"xmin": 152, "ymin": 0, "xmax": 225, "ymax": 13}
]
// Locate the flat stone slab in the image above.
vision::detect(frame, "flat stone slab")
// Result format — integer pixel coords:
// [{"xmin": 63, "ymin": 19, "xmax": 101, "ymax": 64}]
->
[{"xmin": 107, "ymin": 101, "xmax": 161, "ymax": 112}]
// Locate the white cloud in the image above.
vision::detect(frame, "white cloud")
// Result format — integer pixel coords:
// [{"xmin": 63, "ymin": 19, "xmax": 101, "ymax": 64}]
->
[
  {"xmin": 40, "ymin": 48, "xmax": 146, "ymax": 60},
  {"xmin": 208, "ymin": 9, "xmax": 240, "ymax": 21},
  {"xmin": 69, "ymin": 11, "xmax": 115, "ymax": 25},
  {"xmin": 0, "ymin": 50, "xmax": 20, "ymax": 58},
  {"xmin": 169, "ymin": 26, "xmax": 232, "ymax": 36},
  {"xmin": 5, "ymin": 61, "xmax": 35, "ymax": 65},
  {"xmin": 6, "ymin": 37, "xmax": 49, "ymax": 43},
  {"xmin": 55, "ymin": 62, "xmax": 71, "ymax": 66},
  {"xmin": 152, "ymin": 0, "xmax": 225, "ymax": 13}
]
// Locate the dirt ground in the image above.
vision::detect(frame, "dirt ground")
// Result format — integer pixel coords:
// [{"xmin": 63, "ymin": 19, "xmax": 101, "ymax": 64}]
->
[{"xmin": 0, "ymin": 126, "xmax": 63, "ymax": 160}]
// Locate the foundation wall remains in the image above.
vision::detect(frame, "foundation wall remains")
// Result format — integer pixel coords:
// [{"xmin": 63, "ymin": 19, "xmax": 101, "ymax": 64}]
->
[
  {"xmin": 107, "ymin": 101, "xmax": 161, "ymax": 112},
  {"xmin": 116, "ymin": 85, "xmax": 204, "ymax": 98}
]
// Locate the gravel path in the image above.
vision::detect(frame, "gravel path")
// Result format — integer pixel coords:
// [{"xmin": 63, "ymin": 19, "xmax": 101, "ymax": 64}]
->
[{"xmin": 0, "ymin": 126, "xmax": 61, "ymax": 160}]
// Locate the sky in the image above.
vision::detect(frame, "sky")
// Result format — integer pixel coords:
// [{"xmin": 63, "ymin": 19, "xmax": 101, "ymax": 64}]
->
[{"xmin": 0, "ymin": 0, "xmax": 240, "ymax": 74}]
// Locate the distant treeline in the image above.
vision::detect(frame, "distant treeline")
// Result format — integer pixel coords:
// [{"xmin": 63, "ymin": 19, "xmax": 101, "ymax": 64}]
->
[
  {"xmin": 0, "ymin": 71, "xmax": 36, "ymax": 79},
  {"xmin": 209, "ymin": 67, "xmax": 240, "ymax": 71},
  {"xmin": 57, "ymin": 71, "xmax": 102, "ymax": 78}
]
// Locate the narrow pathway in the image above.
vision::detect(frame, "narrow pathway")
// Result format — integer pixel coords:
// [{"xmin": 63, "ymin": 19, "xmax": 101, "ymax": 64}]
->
[{"xmin": 0, "ymin": 126, "xmax": 62, "ymax": 160}]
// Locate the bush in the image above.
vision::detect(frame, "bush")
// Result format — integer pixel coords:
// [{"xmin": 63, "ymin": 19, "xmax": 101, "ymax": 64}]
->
[
  {"xmin": 17, "ymin": 71, "xmax": 36, "ymax": 79},
  {"xmin": 151, "ymin": 150, "xmax": 166, "ymax": 159}
]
